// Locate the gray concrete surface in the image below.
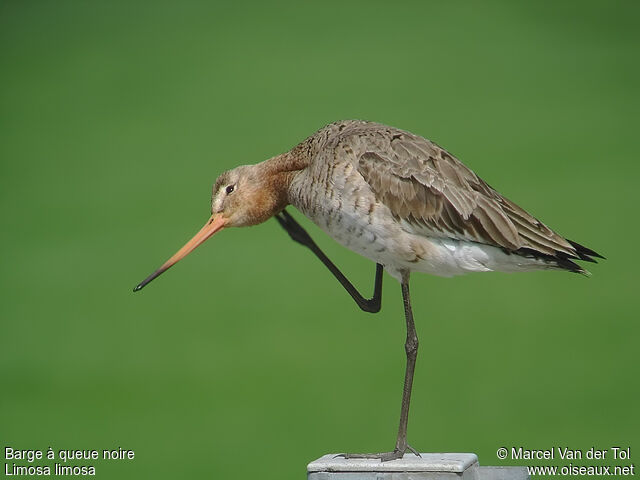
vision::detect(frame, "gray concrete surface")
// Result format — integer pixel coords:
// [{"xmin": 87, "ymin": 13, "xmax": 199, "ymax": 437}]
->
[{"xmin": 307, "ymin": 453, "xmax": 529, "ymax": 480}]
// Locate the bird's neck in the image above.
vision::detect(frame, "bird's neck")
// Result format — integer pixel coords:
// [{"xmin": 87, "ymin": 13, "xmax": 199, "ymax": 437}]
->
[
  {"xmin": 248, "ymin": 152, "xmax": 308, "ymax": 222},
  {"xmin": 263, "ymin": 151, "xmax": 308, "ymax": 176}
]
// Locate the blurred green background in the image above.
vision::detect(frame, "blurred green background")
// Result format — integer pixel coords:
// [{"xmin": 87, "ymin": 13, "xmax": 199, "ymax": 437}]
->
[{"xmin": 1, "ymin": 0, "xmax": 638, "ymax": 478}]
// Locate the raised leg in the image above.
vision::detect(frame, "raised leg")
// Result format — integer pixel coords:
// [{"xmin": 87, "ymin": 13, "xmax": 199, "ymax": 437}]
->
[
  {"xmin": 342, "ymin": 278, "xmax": 420, "ymax": 461},
  {"xmin": 275, "ymin": 209, "xmax": 382, "ymax": 313}
]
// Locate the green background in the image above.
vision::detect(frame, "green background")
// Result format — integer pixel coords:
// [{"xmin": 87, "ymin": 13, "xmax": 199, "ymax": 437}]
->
[{"xmin": 1, "ymin": 1, "xmax": 638, "ymax": 478}]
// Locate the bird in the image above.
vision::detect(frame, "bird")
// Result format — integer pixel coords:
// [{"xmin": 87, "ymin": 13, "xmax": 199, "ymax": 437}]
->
[{"xmin": 134, "ymin": 119, "xmax": 603, "ymax": 461}]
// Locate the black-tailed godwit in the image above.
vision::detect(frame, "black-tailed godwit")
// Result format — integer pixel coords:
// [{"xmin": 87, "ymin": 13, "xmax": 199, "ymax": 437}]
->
[{"xmin": 134, "ymin": 120, "xmax": 603, "ymax": 460}]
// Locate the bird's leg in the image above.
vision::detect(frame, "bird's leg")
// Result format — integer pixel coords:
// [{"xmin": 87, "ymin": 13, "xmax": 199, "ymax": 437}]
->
[
  {"xmin": 341, "ymin": 279, "xmax": 420, "ymax": 462},
  {"xmin": 275, "ymin": 209, "xmax": 383, "ymax": 313},
  {"xmin": 277, "ymin": 210, "xmax": 421, "ymax": 460},
  {"xmin": 394, "ymin": 280, "xmax": 420, "ymax": 456}
]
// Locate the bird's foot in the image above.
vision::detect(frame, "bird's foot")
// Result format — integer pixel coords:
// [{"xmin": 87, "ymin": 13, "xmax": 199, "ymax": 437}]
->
[{"xmin": 337, "ymin": 444, "xmax": 421, "ymax": 462}]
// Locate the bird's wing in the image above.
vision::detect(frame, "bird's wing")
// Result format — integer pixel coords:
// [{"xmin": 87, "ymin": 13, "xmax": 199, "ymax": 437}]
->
[{"xmin": 353, "ymin": 131, "xmax": 576, "ymax": 256}]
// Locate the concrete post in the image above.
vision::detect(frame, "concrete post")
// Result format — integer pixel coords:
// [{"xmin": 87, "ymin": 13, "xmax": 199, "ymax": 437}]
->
[{"xmin": 308, "ymin": 453, "xmax": 529, "ymax": 480}]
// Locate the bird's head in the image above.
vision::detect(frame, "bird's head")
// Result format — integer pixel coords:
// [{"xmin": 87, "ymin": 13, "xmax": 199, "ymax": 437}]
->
[
  {"xmin": 211, "ymin": 164, "xmax": 288, "ymax": 228},
  {"xmin": 133, "ymin": 161, "xmax": 291, "ymax": 292}
]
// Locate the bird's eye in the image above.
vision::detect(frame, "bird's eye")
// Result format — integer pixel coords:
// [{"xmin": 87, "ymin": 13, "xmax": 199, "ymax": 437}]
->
[{"xmin": 225, "ymin": 185, "xmax": 235, "ymax": 194}]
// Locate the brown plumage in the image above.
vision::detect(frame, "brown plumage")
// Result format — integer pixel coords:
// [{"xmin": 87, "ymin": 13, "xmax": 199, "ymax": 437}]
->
[{"xmin": 291, "ymin": 120, "xmax": 602, "ymax": 275}]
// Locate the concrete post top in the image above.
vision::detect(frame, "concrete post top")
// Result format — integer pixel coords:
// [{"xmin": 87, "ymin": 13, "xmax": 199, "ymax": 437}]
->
[{"xmin": 308, "ymin": 453, "xmax": 479, "ymax": 473}]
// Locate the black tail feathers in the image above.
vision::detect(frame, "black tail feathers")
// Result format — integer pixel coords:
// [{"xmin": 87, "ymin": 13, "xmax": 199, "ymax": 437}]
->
[
  {"xmin": 515, "ymin": 240, "xmax": 603, "ymax": 275},
  {"xmin": 567, "ymin": 239, "xmax": 605, "ymax": 263}
]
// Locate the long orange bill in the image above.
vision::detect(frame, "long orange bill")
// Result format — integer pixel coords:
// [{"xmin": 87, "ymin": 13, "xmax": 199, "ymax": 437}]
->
[{"xmin": 133, "ymin": 214, "xmax": 228, "ymax": 292}]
